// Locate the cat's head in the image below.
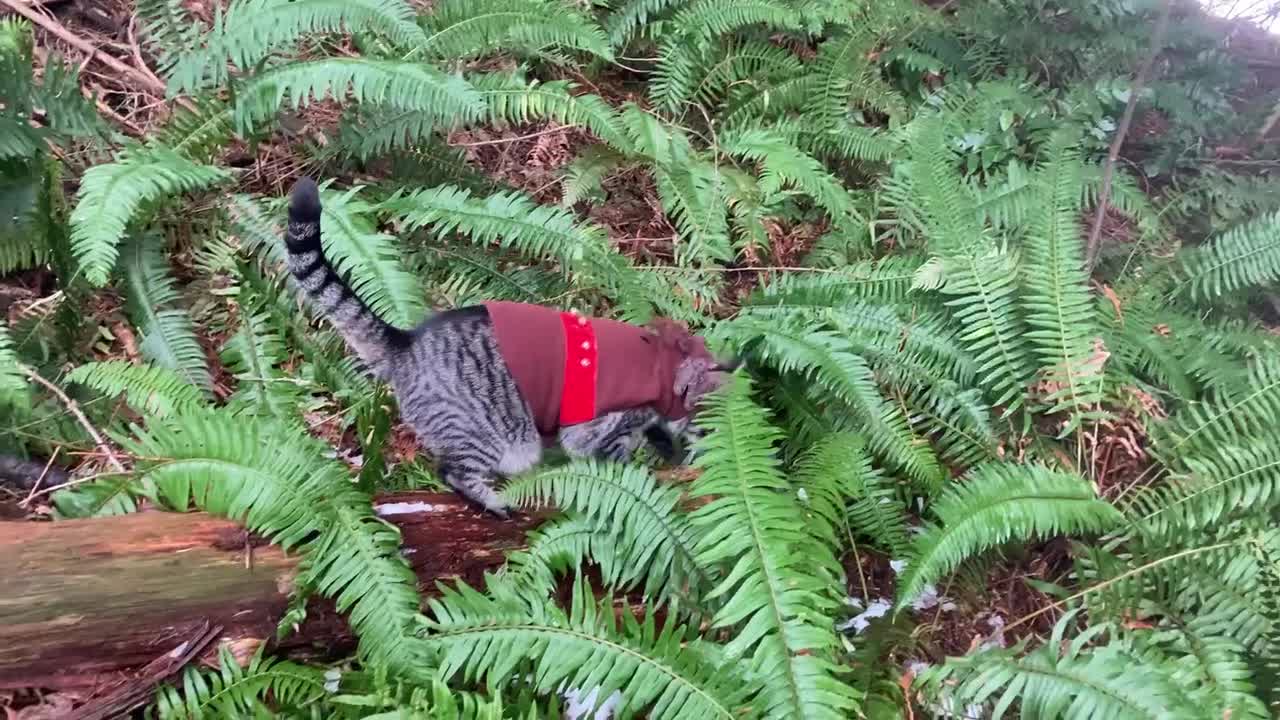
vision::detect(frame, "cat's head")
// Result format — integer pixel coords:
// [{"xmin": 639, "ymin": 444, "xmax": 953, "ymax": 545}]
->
[{"xmin": 646, "ymin": 318, "xmax": 740, "ymax": 414}]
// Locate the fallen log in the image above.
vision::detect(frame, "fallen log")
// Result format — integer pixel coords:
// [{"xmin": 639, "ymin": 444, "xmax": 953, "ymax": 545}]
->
[{"xmin": 0, "ymin": 493, "xmax": 545, "ymax": 691}]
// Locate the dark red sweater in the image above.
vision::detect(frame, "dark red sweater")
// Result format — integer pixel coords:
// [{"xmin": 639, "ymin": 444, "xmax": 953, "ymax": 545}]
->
[{"xmin": 483, "ymin": 301, "xmax": 709, "ymax": 436}]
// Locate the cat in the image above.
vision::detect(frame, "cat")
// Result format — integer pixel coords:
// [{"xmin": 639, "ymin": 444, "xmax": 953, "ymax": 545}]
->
[{"xmin": 283, "ymin": 177, "xmax": 734, "ymax": 516}]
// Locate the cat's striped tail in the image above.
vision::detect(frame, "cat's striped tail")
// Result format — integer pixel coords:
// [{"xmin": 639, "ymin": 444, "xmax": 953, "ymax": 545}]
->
[{"xmin": 285, "ymin": 177, "xmax": 408, "ymax": 372}]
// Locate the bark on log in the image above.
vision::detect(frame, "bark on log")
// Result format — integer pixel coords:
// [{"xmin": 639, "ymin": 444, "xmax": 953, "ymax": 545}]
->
[{"xmin": 0, "ymin": 493, "xmax": 544, "ymax": 691}]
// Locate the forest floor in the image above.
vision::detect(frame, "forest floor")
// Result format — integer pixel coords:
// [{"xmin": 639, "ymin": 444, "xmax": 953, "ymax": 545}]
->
[{"xmin": 5, "ymin": 0, "xmax": 1280, "ymax": 706}]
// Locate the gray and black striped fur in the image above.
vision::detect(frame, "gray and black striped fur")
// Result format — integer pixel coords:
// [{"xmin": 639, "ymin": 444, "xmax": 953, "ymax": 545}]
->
[{"xmin": 284, "ymin": 177, "xmax": 727, "ymax": 516}]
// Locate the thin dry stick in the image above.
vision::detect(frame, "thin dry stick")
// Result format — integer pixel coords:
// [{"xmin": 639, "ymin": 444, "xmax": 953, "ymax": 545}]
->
[
  {"xmin": 21, "ymin": 447, "xmax": 60, "ymax": 505},
  {"xmin": 19, "ymin": 469, "xmax": 131, "ymax": 506},
  {"xmin": 2, "ymin": 0, "xmax": 166, "ymax": 96},
  {"xmin": 450, "ymin": 125, "xmax": 570, "ymax": 148},
  {"xmin": 1084, "ymin": 0, "xmax": 1174, "ymax": 270},
  {"xmin": 19, "ymin": 365, "xmax": 127, "ymax": 474}
]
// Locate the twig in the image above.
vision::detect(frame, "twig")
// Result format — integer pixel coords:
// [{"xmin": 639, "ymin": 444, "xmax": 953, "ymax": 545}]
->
[
  {"xmin": 21, "ymin": 448, "xmax": 60, "ymax": 504},
  {"xmin": 450, "ymin": 125, "xmax": 570, "ymax": 147},
  {"xmin": 1084, "ymin": 0, "xmax": 1174, "ymax": 271},
  {"xmin": 0, "ymin": 0, "xmax": 171, "ymax": 98},
  {"xmin": 19, "ymin": 365, "xmax": 127, "ymax": 474},
  {"xmin": 19, "ymin": 469, "xmax": 131, "ymax": 506}
]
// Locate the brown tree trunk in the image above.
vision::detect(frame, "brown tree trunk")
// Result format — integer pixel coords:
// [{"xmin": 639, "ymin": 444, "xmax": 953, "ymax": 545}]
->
[{"xmin": 0, "ymin": 493, "xmax": 544, "ymax": 692}]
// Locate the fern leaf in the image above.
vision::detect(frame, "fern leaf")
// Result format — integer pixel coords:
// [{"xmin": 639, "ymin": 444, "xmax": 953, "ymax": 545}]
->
[
  {"xmin": 918, "ymin": 610, "xmax": 1206, "ymax": 719},
  {"xmin": 386, "ymin": 184, "xmax": 607, "ymax": 271},
  {"xmin": 69, "ymin": 148, "xmax": 231, "ymax": 286},
  {"xmin": 169, "ymin": 0, "xmax": 425, "ymax": 93},
  {"xmin": 654, "ymin": 159, "xmax": 733, "ymax": 266},
  {"xmin": 650, "ymin": 0, "xmax": 801, "ymax": 114},
  {"xmin": 687, "ymin": 374, "xmax": 861, "ymax": 720},
  {"xmin": 128, "ymin": 410, "xmax": 435, "ymax": 681},
  {"xmin": 725, "ymin": 317, "xmax": 944, "ymax": 491},
  {"xmin": 472, "ymin": 73, "xmax": 632, "ymax": 153},
  {"xmin": 120, "ymin": 235, "xmax": 214, "ymax": 396},
  {"xmin": 423, "ymin": 575, "xmax": 747, "ymax": 719},
  {"xmin": 502, "ymin": 460, "xmax": 709, "ymax": 607},
  {"xmin": 235, "ymin": 58, "xmax": 485, "ymax": 135},
  {"xmin": 937, "ymin": 248, "xmax": 1036, "ymax": 411},
  {"xmin": 605, "ymin": 0, "xmax": 687, "ymax": 46},
  {"xmin": 721, "ymin": 126, "xmax": 863, "ymax": 228},
  {"xmin": 417, "ymin": 0, "xmax": 611, "ymax": 61},
  {"xmin": 65, "ymin": 360, "xmax": 206, "ymax": 417},
  {"xmin": 1020, "ymin": 136, "xmax": 1105, "ymax": 428},
  {"xmin": 1176, "ymin": 210, "xmax": 1280, "ymax": 302},
  {"xmin": 154, "ymin": 645, "xmax": 329, "ymax": 719},
  {"xmin": 221, "ymin": 306, "xmax": 304, "ymax": 422},
  {"xmin": 896, "ymin": 462, "xmax": 1122, "ymax": 606},
  {"xmin": 0, "ymin": 324, "xmax": 27, "ymax": 407}
]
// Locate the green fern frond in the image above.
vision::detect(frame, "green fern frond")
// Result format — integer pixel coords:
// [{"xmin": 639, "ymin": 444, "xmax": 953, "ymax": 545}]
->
[
  {"xmin": 721, "ymin": 126, "xmax": 863, "ymax": 228},
  {"xmin": 416, "ymin": 0, "xmax": 612, "ymax": 62},
  {"xmin": 235, "ymin": 58, "xmax": 486, "ymax": 135},
  {"xmin": 65, "ymin": 360, "xmax": 207, "ymax": 418},
  {"xmin": 748, "ymin": 257, "xmax": 926, "ymax": 305},
  {"xmin": 1175, "ymin": 210, "xmax": 1280, "ymax": 302},
  {"xmin": 896, "ymin": 462, "xmax": 1122, "ymax": 606},
  {"xmin": 120, "ymin": 235, "xmax": 214, "ymax": 396},
  {"xmin": 423, "ymin": 575, "xmax": 748, "ymax": 719},
  {"xmin": 69, "ymin": 148, "xmax": 231, "ymax": 286},
  {"xmin": 936, "ymin": 248, "xmax": 1036, "ymax": 411},
  {"xmin": 654, "ymin": 159, "xmax": 733, "ymax": 266},
  {"xmin": 651, "ymin": 0, "xmax": 801, "ymax": 114},
  {"xmin": 917, "ymin": 610, "xmax": 1206, "ymax": 719},
  {"xmin": 1020, "ymin": 136, "xmax": 1105, "ymax": 428},
  {"xmin": 560, "ymin": 144, "xmax": 629, "ymax": 207},
  {"xmin": 316, "ymin": 184, "xmax": 427, "ymax": 328},
  {"xmin": 154, "ymin": 644, "xmax": 329, "ymax": 719},
  {"xmin": 129, "ymin": 410, "xmax": 435, "ymax": 682},
  {"xmin": 502, "ymin": 460, "xmax": 709, "ymax": 607},
  {"xmin": 1152, "ymin": 357, "xmax": 1280, "ymax": 464},
  {"xmin": 221, "ymin": 306, "xmax": 304, "ymax": 422},
  {"xmin": 725, "ymin": 317, "xmax": 944, "ymax": 490},
  {"xmin": 472, "ymin": 73, "xmax": 632, "ymax": 152},
  {"xmin": 788, "ymin": 432, "xmax": 874, "ymax": 541},
  {"xmin": 152, "ymin": 99, "xmax": 234, "ymax": 163},
  {"xmin": 136, "ymin": 0, "xmax": 203, "ymax": 81},
  {"xmin": 806, "ymin": 29, "xmax": 876, "ymax": 129},
  {"xmin": 686, "ymin": 374, "xmax": 861, "ymax": 720},
  {"xmin": 719, "ymin": 74, "xmax": 821, "ymax": 130},
  {"xmin": 387, "ymin": 184, "xmax": 607, "ymax": 273},
  {"xmin": 169, "ymin": 0, "xmax": 426, "ymax": 93},
  {"xmin": 51, "ymin": 478, "xmax": 144, "ymax": 518},
  {"xmin": 681, "ymin": 40, "xmax": 804, "ymax": 112},
  {"xmin": 605, "ymin": 0, "xmax": 688, "ymax": 46},
  {"xmin": 0, "ymin": 325, "xmax": 28, "ymax": 408}
]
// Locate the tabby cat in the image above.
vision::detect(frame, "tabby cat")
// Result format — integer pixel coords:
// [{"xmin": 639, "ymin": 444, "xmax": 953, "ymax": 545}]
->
[{"xmin": 283, "ymin": 177, "xmax": 732, "ymax": 516}]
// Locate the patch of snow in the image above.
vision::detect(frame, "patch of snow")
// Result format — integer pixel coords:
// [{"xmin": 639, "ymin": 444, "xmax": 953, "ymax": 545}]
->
[
  {"xmin": 837, "ymin": 598, "xmax": 892, "ymax": 634},
  {"xmin": 374, "ymin": 501, "xmax": 442, "ymax": 516}
]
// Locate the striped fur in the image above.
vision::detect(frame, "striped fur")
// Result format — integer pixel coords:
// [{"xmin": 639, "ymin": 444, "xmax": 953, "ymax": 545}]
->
[{"xmin": 283, "ymin": 178, "xmax": 717, "ymax": 516}]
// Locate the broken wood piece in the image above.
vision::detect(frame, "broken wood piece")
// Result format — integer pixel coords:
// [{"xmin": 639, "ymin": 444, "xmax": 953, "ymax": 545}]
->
[{"xmin": 0, "ymin": 493, "xmax": 545, "ymax": 691}]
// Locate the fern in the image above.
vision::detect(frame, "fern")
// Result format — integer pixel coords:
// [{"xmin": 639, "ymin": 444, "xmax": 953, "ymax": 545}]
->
[
  {"xmin": 120, "ymin": 235, "xmax": 214, "ymax": 396},
  {"xmin": 169, "ymin": 0, "xmax": 426, "ymax": 94},
  {"xmin": 69, "ymin": 148, "xmax": 231, "ymax": 286},
  {"xmin": 1175, "ymin": 210, "xmax": 1280, "ymax": 302},
  {"xmin": 221, "ymin": 306, "xmax": 304, "ymax": 422},
  {"xmin": 685, "ymin": 374, "xmax": 861, "ymax": 720},
  {"xmin": 724, "ymin": 316, "xmax": 944, "ymax": 491},
  {"xmin": 0, "ymin": 324, "xmax": 27, "ymax": 407},
  {"xmin": 128, "ymin": 410, "xmax": 436, "ymax": 682},
  {"xmin": 502, "ymin": 460, "xmax": 709, "ymax": 608},
  {"xmin": 896, "ymin": 462, "xmax": 1123, "ymax": 606},
  {"xmin": 65, "ymin": 361, "xmax": 206, "ymax": 418},
  {"xmin": 415, "ymin": 0, "xmax": 612, "ymax": 62},
  {"xmin": 1020, "ymin": 136, "xmax": 1105, "ymax": 428},
  {"xmin": 423, "ymin": 575, "xmax": 748, "ymax": 719},
  {"xmin": 235, "ymin": 58, "xmax": 486, "ymax": 135},
  {"xmin": 918, "ymin": 610, "xmax": 1207, "ymax": 719},
  {"xmin": 473, "ymin": 73, "xmax": 633, "ymax": 154},
  {"xmin": 721, "ymin": 126, "xmax": 862, "ymax": 228},
  {"xmin": 153, "ymin": 645, "xmax": 329, "ymax": 718}
]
